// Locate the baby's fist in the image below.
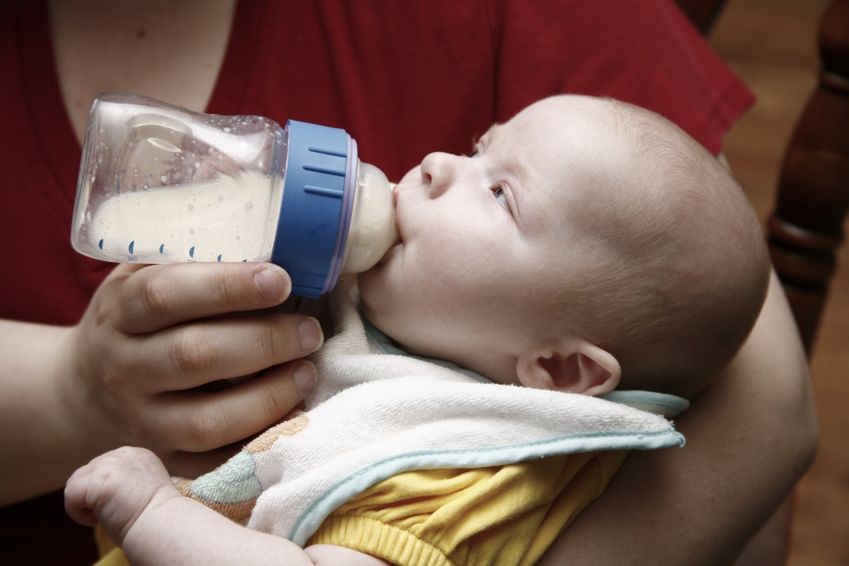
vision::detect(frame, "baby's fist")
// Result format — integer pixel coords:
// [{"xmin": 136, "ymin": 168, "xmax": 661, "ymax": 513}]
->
[{"xmin": 64, "ymin": 446, "xmax": 178, "ymax": 544}]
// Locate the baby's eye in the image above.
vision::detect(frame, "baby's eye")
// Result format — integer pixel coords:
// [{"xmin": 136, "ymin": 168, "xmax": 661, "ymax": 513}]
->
[{"xmin": 491, "ymin": 184, "xmax": 509, "ymax": 209}]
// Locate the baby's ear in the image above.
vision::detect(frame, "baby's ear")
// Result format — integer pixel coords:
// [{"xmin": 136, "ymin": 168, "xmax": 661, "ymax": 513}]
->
[{"xmin": 516, "ymin": 338, "xmax": 621, "ymax": 396}]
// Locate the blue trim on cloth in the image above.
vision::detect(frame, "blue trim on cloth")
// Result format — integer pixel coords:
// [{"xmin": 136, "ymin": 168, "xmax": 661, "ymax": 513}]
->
[{"xmin": 601, "ymin": 390, "xmax": 690, "ymax": 415}]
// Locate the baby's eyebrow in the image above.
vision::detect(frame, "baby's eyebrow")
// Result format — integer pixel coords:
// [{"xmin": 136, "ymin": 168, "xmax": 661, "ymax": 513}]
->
[
  {"xmin": 480, "ymin": 123, "xmax": 504, "ymax": 147},
  {"xmin": 471, "ymin": 123, "xmax": 504, "ymax": 153}
]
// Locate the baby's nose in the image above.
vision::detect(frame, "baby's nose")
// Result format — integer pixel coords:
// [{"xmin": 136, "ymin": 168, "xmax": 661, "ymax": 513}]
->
[{"xmin": 420, "ymin": 152, "xmax": 458, "ymax": 198}]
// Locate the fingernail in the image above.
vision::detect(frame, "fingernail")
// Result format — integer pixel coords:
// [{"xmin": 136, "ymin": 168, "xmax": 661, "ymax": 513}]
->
[
  {"xmin": 255, "ymin": 267, "xmax": 289, "ymax": 302},
  {"xmin": 293, "ymin": 363, "xmax": 317, "ymax": 395},
  {"xmin": 298, "ymin": 318, "xmax": 323, "ymax": 352}
]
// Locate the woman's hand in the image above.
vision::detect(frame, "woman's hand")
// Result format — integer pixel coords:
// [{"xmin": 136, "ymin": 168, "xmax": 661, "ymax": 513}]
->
[
  {"xmin": 0, "ymin": 262, "xmax": 323, "ymax": 503},
  {"xmin": 64, "ymin": 262, "xmax": 323, "ymax": 473}
]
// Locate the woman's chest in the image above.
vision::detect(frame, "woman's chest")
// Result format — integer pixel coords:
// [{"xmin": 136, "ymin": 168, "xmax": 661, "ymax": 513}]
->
[{"xmin": 48, "ymin": 0, "xmax": 235, "ymax": 143}]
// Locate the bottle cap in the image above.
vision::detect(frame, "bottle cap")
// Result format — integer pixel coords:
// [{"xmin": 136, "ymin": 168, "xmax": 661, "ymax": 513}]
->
[{"xmin": 271, "ymin": 120, "xmax": 358, "ymax": 298}]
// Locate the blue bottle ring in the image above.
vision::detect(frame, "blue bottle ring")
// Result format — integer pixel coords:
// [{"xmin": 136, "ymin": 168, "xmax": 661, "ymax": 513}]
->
[{"xmin": 270, "ymin": 120, "xmax": 357, "ymax": 298}]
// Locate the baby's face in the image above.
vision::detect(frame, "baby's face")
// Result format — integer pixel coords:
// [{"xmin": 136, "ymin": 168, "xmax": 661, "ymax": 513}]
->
[{"xmin": 359, "ymin": 96, "xmax": 635, "ymax": 382}]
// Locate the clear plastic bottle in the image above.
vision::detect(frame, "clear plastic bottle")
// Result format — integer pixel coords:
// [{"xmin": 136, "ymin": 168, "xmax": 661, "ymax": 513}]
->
[{"xmin": 71, "ymin": 93, "xmax": 397, "ymax": 298}]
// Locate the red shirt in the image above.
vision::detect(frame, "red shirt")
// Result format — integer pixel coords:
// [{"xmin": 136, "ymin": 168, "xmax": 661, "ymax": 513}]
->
[
  {"xmin": 0, "ymin": 0, "xmax": 753, "ymax": 561},
  {"xmin": 2, "ymin": 0, "xmax": 752, "ymax": 326}
]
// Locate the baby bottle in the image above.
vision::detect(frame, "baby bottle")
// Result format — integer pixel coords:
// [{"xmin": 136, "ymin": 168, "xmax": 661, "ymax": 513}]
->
[{"xmin": 71, "ymin": 93, "xmax": 397, "ymax": 298}]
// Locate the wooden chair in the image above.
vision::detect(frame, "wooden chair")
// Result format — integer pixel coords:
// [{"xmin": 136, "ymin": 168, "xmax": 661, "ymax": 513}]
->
[
  {"xmin": 679, "ymin": 0, "xmax": 848, "ymax": 356},
  {"xmin": 676, "ymin": 0, "xmax": 849, "ymax": 562},
  {"xmin": 766, "ymin": 0, "xmax": 849, "ymax": 354}
]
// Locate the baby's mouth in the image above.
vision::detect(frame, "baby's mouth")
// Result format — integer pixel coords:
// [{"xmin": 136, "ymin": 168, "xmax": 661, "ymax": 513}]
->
[{"xmin": 391, "ymin": 183, "xmax": 404, "ymax": 244}]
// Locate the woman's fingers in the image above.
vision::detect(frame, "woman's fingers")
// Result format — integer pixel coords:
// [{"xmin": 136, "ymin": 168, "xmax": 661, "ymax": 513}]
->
[
  {"xmin": 70, "ymin": 262, "xmax": 325, "ymax": 458},
  {"xmin": 117, "ymin": 313, "xmax": 323, "ymax": 394},
  {"xmin": 113, "ymin": 262, "xmax": 292, "ymax": 334},
  {"xmin": 151, "ymin": 361, "xmax": 317, "ymax": 453},
  {"xmin": 165, "ymin": 442, "xmax": 246, "ymax": 479}
]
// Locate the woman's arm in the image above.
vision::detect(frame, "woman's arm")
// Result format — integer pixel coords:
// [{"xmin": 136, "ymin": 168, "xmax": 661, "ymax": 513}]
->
[
  {"xmin": 0, "ymin": 320, "xmax": 91, "ymax": 502},
  {"xmin": 541, "ymin": 270, "xmax": 818, "ymax": 564},
  {"xmin": 0, "ymin": 262, "xmax": 321, "ymax": 504}
]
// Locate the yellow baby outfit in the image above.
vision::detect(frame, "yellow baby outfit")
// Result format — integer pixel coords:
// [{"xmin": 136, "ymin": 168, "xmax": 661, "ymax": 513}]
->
[{"xmin": 310, "ymin": 451, "xmax": 628, "ymax": 566}]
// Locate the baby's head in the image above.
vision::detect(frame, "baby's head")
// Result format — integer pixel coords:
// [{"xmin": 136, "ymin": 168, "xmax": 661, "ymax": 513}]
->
[{"xmin": 359, "ymin": 95, "xmax": 769, "ymax": 398}]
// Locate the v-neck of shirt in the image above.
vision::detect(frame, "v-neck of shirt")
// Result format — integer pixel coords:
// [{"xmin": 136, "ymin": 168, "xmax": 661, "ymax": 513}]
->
[{"xmin": 18, "ymin": 0, "xmax": 263, "ymax": 207}]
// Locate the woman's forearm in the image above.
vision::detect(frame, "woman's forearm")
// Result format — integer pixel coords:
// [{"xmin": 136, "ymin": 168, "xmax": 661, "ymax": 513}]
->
[
  {"xmin": 0, "ymin": 319, "xmax": 92, "ymax": 503},
  {"xmin": 541, "ymin": 270, "xmax": 818, "ymax": 565}
]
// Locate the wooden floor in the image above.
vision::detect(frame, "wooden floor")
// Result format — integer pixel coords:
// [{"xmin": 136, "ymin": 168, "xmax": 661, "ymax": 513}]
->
[{"xmin": 709, "ymin": 1, "xmax": 849, "ymax": 564}]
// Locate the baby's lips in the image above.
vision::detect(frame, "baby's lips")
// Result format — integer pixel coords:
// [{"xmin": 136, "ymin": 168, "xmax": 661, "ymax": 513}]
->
[{"xmin": 390, "ymin": 183, "xmax": 404, "ymax": 244}]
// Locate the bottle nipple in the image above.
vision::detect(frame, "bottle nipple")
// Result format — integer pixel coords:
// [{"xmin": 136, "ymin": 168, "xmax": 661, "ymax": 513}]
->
[{"xmin": 341, "ymin": 162, "xmax": 398, "ymax": 273}]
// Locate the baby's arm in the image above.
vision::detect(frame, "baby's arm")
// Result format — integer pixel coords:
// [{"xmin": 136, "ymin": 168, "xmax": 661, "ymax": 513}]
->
[{"xmin": 64, "ymin": 446, "xmax": 386, "ymax": 566}]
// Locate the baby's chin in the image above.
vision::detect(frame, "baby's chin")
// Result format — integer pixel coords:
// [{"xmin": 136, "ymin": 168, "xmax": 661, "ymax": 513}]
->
[
  {"xmin": 356, "ymin": 265, "xmax": 389, "ymax": 320},
  {"xmin": 356, "ymin": 235, "xmax": 404, "ymax": 304},
  {"xmin": 356, "ymin": 262, "xmax": 415, "ymax": 347}
]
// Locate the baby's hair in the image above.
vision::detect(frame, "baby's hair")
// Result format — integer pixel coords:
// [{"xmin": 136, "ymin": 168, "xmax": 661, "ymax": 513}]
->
[{"xmin": 548, "ymin": 98, "xmax": 770, "ymax": 396}]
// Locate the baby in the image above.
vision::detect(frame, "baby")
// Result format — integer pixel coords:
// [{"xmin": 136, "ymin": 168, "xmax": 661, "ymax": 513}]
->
[
  {"xmin": 361, "ymin": 95, "xmax": 768, "ymax": 400},
  {"xmin": 65, "ymin": 95, "xmax": 770, "ymax": 565}
]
